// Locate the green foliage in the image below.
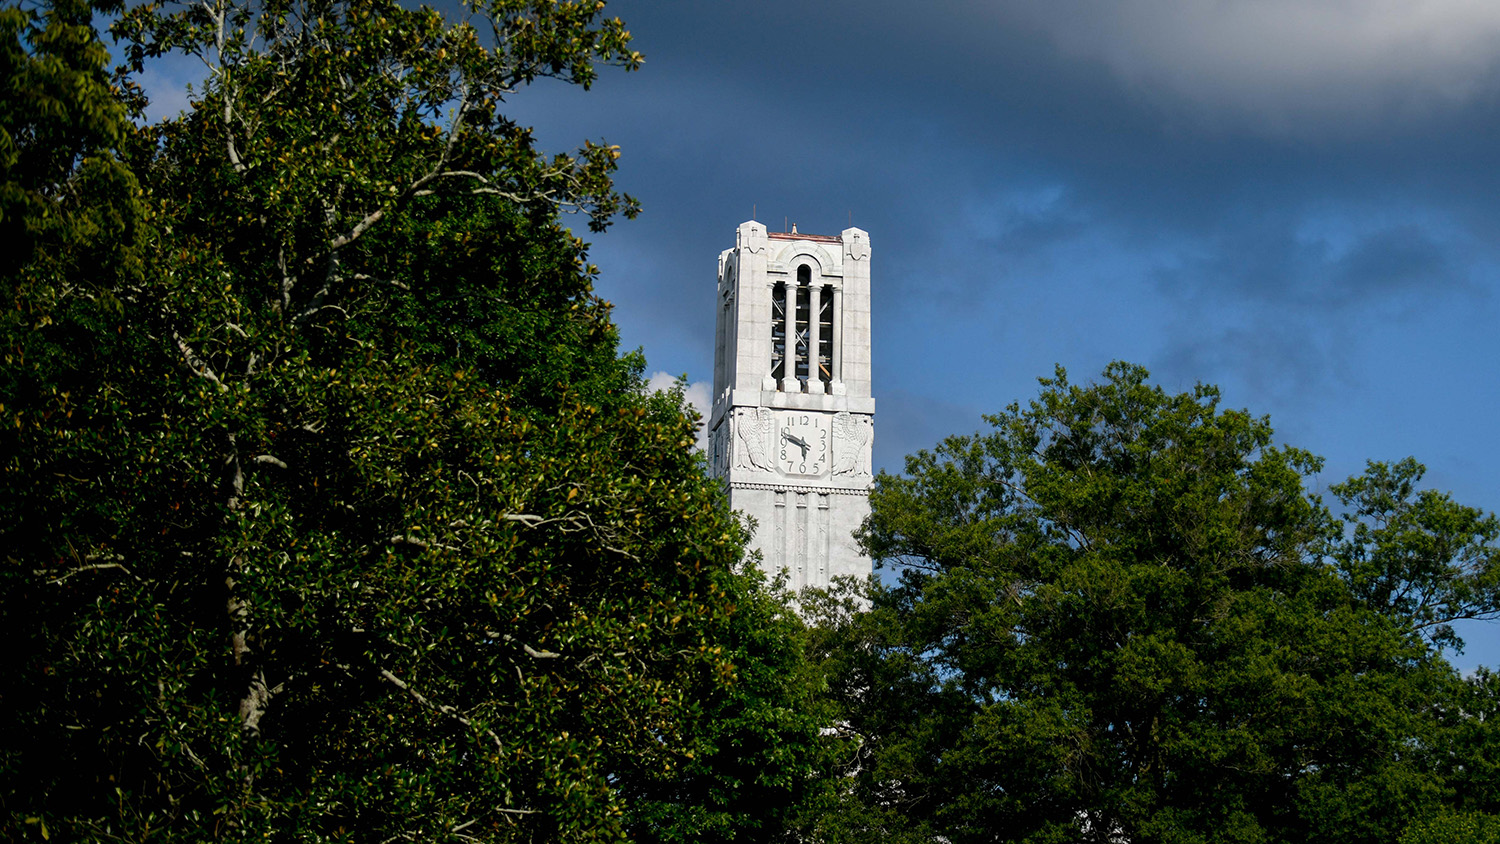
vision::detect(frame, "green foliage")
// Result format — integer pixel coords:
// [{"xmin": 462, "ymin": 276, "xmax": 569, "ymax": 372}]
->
[
  {"xmin": 1331, "ymin": 457, "xmax": 1500, "ymax": 650},
  {"xmin": 812, "ymin": 363, "xmax": 1473, "ymax": 844},
  {"xmin": 623, "ymin": 573, "xmax": 836, "ymax": 844},
  {"xmin": 1426, "ymin": 667, "xmax": 1500, "ymax": 820},
  {"xmin": 1, "ymin": 1, "xmax": 823, "ymax": 841},
  {"xmin": 1400, "ymin": 811, "xmax": 1500, "ymax": 844},
  {"xmin": 0, "ymin": 0, "xmax": 141, "ymax": 278}
]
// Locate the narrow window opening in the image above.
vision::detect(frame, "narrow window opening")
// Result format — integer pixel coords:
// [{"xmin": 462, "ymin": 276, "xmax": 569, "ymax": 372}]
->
[
  {"xmin": 715, "ymin": 298, "xmax": 730, "ymax": 392},
  {"xmin": 818, "ymin": 284, "xmax": 833, "ymax": 391},
  {"xmin": 795, "ymin": 267, "xmax": 811, "ymax": 389},
  {"xmin": 771, "ymin": 281, "xmax": 786, "ymax": 389}
]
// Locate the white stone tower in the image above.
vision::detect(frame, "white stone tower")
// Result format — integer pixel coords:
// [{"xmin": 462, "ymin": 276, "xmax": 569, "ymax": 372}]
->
[{"xmin": 707, "ymin": 220, "xmax": 874, "ymax": 590}]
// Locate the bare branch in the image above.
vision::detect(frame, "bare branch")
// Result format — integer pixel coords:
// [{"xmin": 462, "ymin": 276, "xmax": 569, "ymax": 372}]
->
[
  {"xmin": 224, "ymin": 433, "xmax": 244, "ymax": 510},
  {"xmin": 604, "ymin": 544, "xmax": 640, "ymax": 563},
  {"xmin": 173, "ymin": 330, "xmax": 228, "ymax": 392},
  {"xmin": 34, "ymin": 562, "xmax": 133, "ymax": 584},
  {"xmin": 207, "ymin": 0, "xmax": 247, "ymax": 175},
  {"xmin": 351, "ymin": 273, "xmax": 409, "ymax": 292},
  {"xmin": 376, "ymin": 668, "xmax": 506, "ymax": 756},
  {"xmin": 322, "ymin": 88, "xmax": 472, "ymax": 256},
  {"xmin": 388, "ymin": 534, "xmax": 460, "ymax": 552},
  {"xmin": 293, "ymin": 302, "xmax": 349, "ymax": 326},
  {"xmin": 501, "ymin": 512, "xmax": 642, "ymax": 561},
  {"xmin": 238, "ymin": 667, "xmax": 272, "ymax": 737},
  {"xmin": 328, "ymin": 197, "xmax": 402, "ymax": 252}
]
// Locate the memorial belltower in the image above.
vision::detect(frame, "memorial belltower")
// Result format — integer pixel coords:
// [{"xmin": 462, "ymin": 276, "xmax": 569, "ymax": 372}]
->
[{"xmin": 707, "ymin": 220, "xmax": 875, "ymax": 589}]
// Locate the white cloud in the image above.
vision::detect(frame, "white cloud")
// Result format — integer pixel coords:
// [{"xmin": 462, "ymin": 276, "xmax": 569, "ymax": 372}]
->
[
  {"xmin": 138, "ymin": 65, "xmax": 195, "ymax": 123},
  {"xmin": 646, "ymin": 372, "xmax": 712, "ymax": 452},
  {"xmin": 997, "ymin": 0, "xmax": 1500, "ymax": 131}
]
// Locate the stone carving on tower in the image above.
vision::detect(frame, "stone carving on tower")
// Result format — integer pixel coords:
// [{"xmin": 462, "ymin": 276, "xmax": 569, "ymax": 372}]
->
[
  {"xmin": 707, "ymin": 220, "xmax": 875, "ymax": 591},
  {"xmin": 830, "ymin": 411, "xmax": 872, "ymax": 478},
  {"xmin": 734, "ymin": 407, "xmax": 775, "ymax": 472}
]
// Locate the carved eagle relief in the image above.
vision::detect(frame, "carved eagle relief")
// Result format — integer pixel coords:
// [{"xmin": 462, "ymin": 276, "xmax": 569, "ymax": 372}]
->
[
  {"xmin": 831, "ymin": 411, "xmax": 871, "ymax": 477},
  {"xmin": 736, "ymin": 407, "xmax": 775, "ymax": 471}
]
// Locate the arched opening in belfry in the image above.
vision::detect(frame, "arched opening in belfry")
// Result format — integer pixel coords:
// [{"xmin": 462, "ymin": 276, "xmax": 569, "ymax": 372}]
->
[
  {"xmin": 715, "ymin": 296, "xmax": 730, "ymax": 391},
  {"xmin": 818, "ymin": 283, "xmax": 834, "ymax": 391},
  {"xmin": 795, "ymin": 265, "xmax": 811, "ymax": 389},
  {"xmin": 771, "ymin": 280, "xmax": 787, "ymax": 388}
]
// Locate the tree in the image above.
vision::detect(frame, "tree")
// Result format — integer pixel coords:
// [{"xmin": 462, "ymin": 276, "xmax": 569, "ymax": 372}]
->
[
  {"xmin": 0, "ymin": 0, "xmax": 139, "ymax": 275},
  {"xmin": 1, "ymin": 1, "xmax": 824, "ymax": 840},
  {"xmin": 1330, "ymin": 457, "xmax": 1500, "ymax": 649},
  {"xmin": 621, "ymin": 570, "xmax": 838, "ymax": 844},
  {"xmin": 809, "ymin": 362, "xmax": 1486, "ymax": 844},
  {"xmin": 1400, "ymin": 810, "xmax": 1500, "ymax": 844}
]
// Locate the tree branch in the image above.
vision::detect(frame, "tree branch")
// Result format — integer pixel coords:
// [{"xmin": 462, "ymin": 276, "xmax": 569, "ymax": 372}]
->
[
  {"xmin": 376, "ymin": 668, "xmax": 506, "ymax": 756},
  {"xmin": 34, "ymin": 562, "xmax": 133, "ymax": 584},
  {"xmin": 207, "ymin": 0, "xmax": 247, "ymax": 175},
  {"xmin": 173, "ymin": 330, "xmax": 228, "ymax": 392}
]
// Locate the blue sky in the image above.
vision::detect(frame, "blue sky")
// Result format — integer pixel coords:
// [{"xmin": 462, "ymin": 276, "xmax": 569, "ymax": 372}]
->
[{"xmin": 137, "ymin": 0, "xmax": 1500, "ymax": 669}]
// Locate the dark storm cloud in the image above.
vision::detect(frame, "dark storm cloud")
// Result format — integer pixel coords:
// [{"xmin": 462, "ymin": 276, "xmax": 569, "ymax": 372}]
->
[
  {"xmin": 1157, "ymin": 218, "xmax": 1466, "ymax": 307},
  {"xmin": 1332, "ymin": 225, "xmax": 1465, "ymax": 302},
  {"xmin": 1146, "ymin": 210, "xmax": 1476, "ymax": 402},
  {"xmin": 579, "ymin": 0, "xmax": 1500, "ymax": 283}
]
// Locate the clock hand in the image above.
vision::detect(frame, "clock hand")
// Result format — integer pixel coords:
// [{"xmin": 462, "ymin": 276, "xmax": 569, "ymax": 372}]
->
[{"xmin": 782, "ymin": 431, "xmax": 811, "ymax": 459}]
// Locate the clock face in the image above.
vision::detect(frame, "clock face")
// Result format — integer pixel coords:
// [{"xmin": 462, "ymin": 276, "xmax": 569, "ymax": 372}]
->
[{"xmin": 779, "ymin": 413, "xmax": 829, "ymax": 477}]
